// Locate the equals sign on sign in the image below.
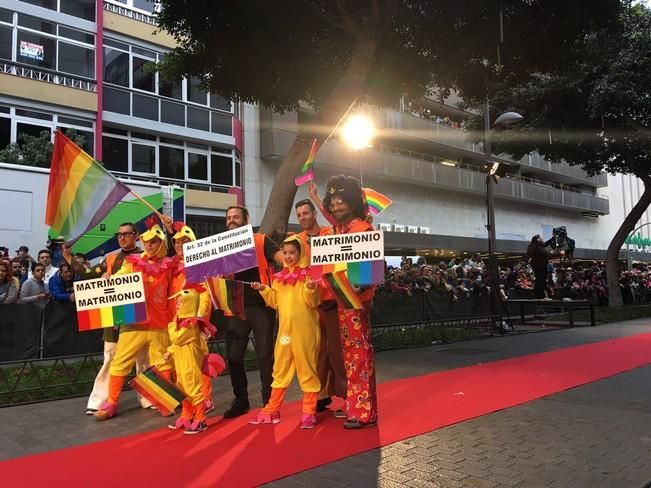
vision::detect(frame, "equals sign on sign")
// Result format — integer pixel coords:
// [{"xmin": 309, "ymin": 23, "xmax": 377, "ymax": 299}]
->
[
  {"xmin": 105, "ymin": 288, "xmax": 115, "ymax": 295},
  {"xmin": 340, "ymin": 245, "xmax": 353, "ymax": 252}
]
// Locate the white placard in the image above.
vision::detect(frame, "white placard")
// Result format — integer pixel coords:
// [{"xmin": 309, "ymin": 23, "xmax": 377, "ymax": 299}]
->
[
  {"xmin": 182, "ymin": 224, "xmax": 255, "ymax": 267},
  {"xmin": 310, "ymin": 230, "xmax": 384, "ymax": 265},
  {"xmin": 74, "ymin": 272, "xmax": 145, "ymax": 311},
  {"xmin": 20, "ymin": 41, "xmax": 44, "ymax": 61}
]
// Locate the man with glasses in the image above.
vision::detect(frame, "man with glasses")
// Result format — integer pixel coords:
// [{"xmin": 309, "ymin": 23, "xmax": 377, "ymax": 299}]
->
[{"xmin": 85, "ymin": 222, "xmax": 153, "ymax": 415}]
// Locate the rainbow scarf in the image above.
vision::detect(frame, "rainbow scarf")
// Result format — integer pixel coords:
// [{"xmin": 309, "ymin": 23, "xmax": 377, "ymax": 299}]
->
[
  {"xmin": 205, "ymin": 277, "xmax": 245, "ymax": 320},
  {"xmin": 362, "ymin": 188, "xmax": 392, "ymax": 215},
  {"xmin": 323, "ymin": 270, "xmax": 363, "ymax": 310},
  {"xmin": 45, "ymin": 131, "xmax": 131, "ymax": 246},
  {"xmin": 294, "ymin": 138, "xmax": 318, "ymax": 186},
  {"xmin": 129, "ymin": 366, "xmax": 186, "ymax": 416}
]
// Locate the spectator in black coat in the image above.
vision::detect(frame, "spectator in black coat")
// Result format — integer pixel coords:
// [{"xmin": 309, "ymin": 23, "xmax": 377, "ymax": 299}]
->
[{"xmin": 527, "ymin": 235, "xmax": 550, "ymax": 299}]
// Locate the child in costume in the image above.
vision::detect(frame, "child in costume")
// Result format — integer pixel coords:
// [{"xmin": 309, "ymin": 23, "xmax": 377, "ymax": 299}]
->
[
  {"xmin": 170, "ymin": 222, "xmax": 215, "ymax": 413},
  {"xmin": 165, "ymin": 287, "xmax": 216, "ymax": 434},
  {"xmin": 95, "ymin": 217, "xmax": 175, "ymax": 421},
  {"xmin": 249, "ymin": 235, "xmax": 321, "ymax": 429}
]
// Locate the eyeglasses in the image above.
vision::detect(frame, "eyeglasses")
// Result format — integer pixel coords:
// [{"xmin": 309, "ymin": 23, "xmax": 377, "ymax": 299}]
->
[{"xmin": 115, "ymin": 232, "xmax": 136, "ymax": 238}]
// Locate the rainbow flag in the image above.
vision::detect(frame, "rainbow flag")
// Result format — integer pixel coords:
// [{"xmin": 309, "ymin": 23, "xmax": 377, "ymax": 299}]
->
[
  {"xmin": 205, "ymin": 277, "xmax": 245, "ymax": 320},
  {"xmin": 46, "ymin": 131, "xmax": 131, "ymax": 246},
  {"xmin": 347, "ymin": 260, "xmax": 385, "ymax": 285},
  {"xmin": 363, "ymin": 188, "xmax": 392, "ymax": 215},
  {"xmin": 77, "ymin": 302, "xmax": 147, "ymax": 331},
  {"xmin": 129, "ymin": 366, "xmax": 186, "ymax": 416},
  {"xmin": 323, "ymin": 270, "xmax": 363, "ymax": 310},
  {"xmin": 294, "ymin": 138, "xmax": 318, "ymax": 186}
]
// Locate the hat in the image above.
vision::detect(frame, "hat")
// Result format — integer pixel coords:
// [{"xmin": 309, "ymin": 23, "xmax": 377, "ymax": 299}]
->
[
  {"xmin": 172, "ymin": 221, "xmax": 196, "ymax": 242},
  {"xmin": 17, "ymin": 245, "xmax": 29, "ymax": 253},
  {"xmin": 140, "ymin": 216, "xmax": 166, "ymax": 242}
]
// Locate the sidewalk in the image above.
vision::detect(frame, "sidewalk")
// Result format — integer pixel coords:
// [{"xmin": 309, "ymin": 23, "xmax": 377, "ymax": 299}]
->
[{"xmin": 2, "ymin": 320, "xmax": 651, "ymax": 487}]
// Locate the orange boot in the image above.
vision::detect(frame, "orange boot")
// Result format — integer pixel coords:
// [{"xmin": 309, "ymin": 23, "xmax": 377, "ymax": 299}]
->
[
  {"xmin": 248, "ymin": 388, "xmax": 286, "ymax": 424},
  {"xmin": 94, "ymin": 375, "xmax": 125, "ymax": 421},
  {"xmin": 301, "ymin": 392, "xmax": 318, "ymax": 429},
  {"xmin": 169, "ymin": 400, "xmax": 193, "ymax": 430}
]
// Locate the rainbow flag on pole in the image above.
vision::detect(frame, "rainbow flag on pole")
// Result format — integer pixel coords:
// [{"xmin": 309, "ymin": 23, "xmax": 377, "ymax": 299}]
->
[
  {"xmin": 205, "ymin": 277, "xmax": 246, "ymax": 320},
  {"xmin": 323, "ymin": 270, "xmax": 363, "ymax": 310},
  {"xmin": 45, "ymin": 131, "xmax": 131, "ymax": 246},
  {"xmin": 129, "ymin": 366, "xmax": 186, "ymax": 416},
  {"xmin": 362, "ymin": 188, "xmax": 392, "ymax": 215},
  {"xmin": 77, "ymin": 302, "xmax": 148, "ymax": 331},
  {"xmin": 294, "ymin": 138, "xmax": 318, "ymax": 186}
]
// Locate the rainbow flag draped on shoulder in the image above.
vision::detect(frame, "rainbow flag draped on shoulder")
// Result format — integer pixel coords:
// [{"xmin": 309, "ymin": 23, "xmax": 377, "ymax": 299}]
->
[{"xmin": 45, "ymin": 131, "xmax": 131, "ymax": 246}]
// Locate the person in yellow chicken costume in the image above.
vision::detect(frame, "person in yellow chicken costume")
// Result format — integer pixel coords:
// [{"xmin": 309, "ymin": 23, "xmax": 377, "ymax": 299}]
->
[
  {"xmin": 166, "ymin": 287, "xmax": 215, "ymax": 434},
  {"xmin": 170, "ymin": 222, "xmax": 215, "ymax": 414},
  {"xmin": 249, "ymin": 235, "xmax": 322, "ymax": 429},
  {"xmin": 95, "ymin": 217, "xmax": 175, "ymax": 421}
]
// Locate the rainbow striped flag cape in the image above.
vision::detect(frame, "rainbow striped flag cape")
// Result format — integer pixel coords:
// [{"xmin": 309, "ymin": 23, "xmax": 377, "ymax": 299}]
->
[
  {"xmin": 205, "ymin": 277, "xmax": 246, "ymax": 320},
  {"xmin": 129, "ymin": 366, "xmax": 186, "ymax": 416},
  {"xmin": 294, "ymin": 138, "xmax": 318, "ymax": 186},
  {"xmin": 323, "ymin": 270, "xmax": 363, "ymax": 310},
  {"xmin": 77, "ymin": 302, "xmax": 147, "ymax": 331},
  {"xmin": 45, "ymin": 131, "xmax": 131, "ymax": 246},
  {"xmin": 362, "ymin": 188, "xmax": 392, "ymax": 215}
]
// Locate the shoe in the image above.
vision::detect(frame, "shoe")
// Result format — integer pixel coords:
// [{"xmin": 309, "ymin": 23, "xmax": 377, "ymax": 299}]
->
[
  {"xmin": 343, "ymin": 419, "xmax": 377, "ymax": 430},
  {"xmin": 332, "ymin": 409, "xmax": 347, "ymax": 419},
  {"xmin": 248, "ymin": 411, "xmax": 281, "ymax": 425},
  {"xmin": 184, "ymin": 420, "xmax": 208, "ymax": 435},
  {"xmin": 85, "ymin": 408, "xmax": 97, "ymax": 416},
  {"xmin": 168, "ymin": 418, "xmax": 191, "ymax": 430},
  {"xmin": 300, "ymin": 414, "xmax": 317, "ymax": 429},
  {"xmin": 316, "ymin": 397, "xmax": 332, "ymax": 413},
  {"xmin": 204, "ymin": 399, "xmax": 215, "ymax": 414},
  {"xmin": 223, "ymin": 398, "xmax": 250, "ymax": 419},
  {"xmin": 94, "ymin": 402, "xmax": 117, "ymax": 421}
]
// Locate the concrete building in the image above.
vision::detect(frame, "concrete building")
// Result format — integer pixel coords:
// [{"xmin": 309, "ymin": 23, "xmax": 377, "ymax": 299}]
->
[{"xmin": 0, "ymin": 0, "xmax": 648, "ymax": 263}]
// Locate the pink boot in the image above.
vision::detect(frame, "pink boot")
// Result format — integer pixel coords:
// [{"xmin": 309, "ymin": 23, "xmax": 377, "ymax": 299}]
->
[
  {"xmin": 248, "ymin": 411, "xmax": 281, "ymax": 425},
  {"xmin": 94, "ymin": 402, "xmax": 117, "ymax": 421},
  {"xmin": 300, "ymin": 413, "xmax": 317, "ymax": 429}
]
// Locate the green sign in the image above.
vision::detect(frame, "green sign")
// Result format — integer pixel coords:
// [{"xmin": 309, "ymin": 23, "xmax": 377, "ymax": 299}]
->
[{"xmin": 625, "ymin": 233, "xmax": 651, "ymax": 250}]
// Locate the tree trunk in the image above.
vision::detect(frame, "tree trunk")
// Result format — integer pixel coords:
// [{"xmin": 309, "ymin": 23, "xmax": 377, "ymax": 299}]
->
[
  {"xmin": 258, "ymin": 36, "xmax": 378, "ymax": 242},
  {"xmin": 606, "ymin": 176, "xmax": 651, "ymax": 307}
]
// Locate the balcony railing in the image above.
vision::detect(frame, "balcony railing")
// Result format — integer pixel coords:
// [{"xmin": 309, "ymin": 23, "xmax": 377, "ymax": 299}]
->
[
  {"xmin": 103, "ymin": 1, "xmax": 158, "ymax": 26},
  {"xmin": 0, "ymin": 61, "xmax": 96, "ymax": 92}
]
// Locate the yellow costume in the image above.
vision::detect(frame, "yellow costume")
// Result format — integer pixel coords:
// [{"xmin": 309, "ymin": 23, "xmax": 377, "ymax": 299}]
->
[
  {"xmin": 167, "ymin": 288, "xmax": 209, "ymax": 432},
  {"xmin": 95, "ymin": 221, "xmax": 174, "ymax": 421},
  {"xmin": 251, "ymin": 235, "xmax": 321, "ymax": 428}
]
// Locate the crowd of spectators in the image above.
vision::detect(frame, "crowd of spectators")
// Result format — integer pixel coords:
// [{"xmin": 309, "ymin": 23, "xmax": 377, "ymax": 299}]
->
[{"xmin": 379, "ymin": 255, "xmax": 651, "ymax": 307}]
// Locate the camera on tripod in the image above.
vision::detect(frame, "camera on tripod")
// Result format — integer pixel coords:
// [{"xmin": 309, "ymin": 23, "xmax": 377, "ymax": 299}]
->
[{"xmin": 545, "ymin": 226, "xmax": 575, "ymax": 257}]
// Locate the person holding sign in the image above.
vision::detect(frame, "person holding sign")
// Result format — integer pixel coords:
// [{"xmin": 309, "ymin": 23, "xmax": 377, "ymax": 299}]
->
[
  {"xmin": 222, "ymin": 206, "xmax": 283, "ymax": 419},
  {"xmin": 321, "ymin": 175, "xmax": 378, "ymax": 429},
  {"xmin": 95, "ymin": 218, "xmax": 175, "ymax": 421},
  {"xmin": 249, "ymin": 235, "xmax": 321, "ymax": 429}
]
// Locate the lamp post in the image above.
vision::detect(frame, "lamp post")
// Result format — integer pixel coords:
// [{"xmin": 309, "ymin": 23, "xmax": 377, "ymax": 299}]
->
[
  {"xmin": 341, "ymin": 114, "xmax": 375, "ymax": 186},
  {"xmin": 484, "ymin": 100, "xmax": 523, "ymax": 322}
]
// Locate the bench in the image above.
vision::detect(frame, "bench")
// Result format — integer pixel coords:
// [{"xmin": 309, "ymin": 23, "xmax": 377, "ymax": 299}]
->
[{"xmin": 506, "ymin": 299, "xmax": 595, "ymax": 327}]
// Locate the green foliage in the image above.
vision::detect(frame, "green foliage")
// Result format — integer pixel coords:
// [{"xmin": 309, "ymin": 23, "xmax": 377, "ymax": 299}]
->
[
  {"xmin": 0, "ymin": 129, "xmax": 87, "ymax": 168},
  {"xmin": 465, "ymin": 3, "xmax": 651, "ymax": 179},
  {"xmin": 155, "ymin": 0, "xmax": 621, "ymax": 112}
]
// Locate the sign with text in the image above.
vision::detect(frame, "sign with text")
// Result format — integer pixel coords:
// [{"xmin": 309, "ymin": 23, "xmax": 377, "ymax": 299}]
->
[
  {"xmin": 310, "ymin": 230, "xmax": 384, "ymax": 266},
  {"xmin": 20, "ymin": 41, "xmax": 44, "ymax": 61},
  {"xmin": 74, "ymin": 272, "xmax": 147, "ymax": 330},
  {"xmin": 183, "ymin": 224, "xmax": 257, "ymax": 284}
]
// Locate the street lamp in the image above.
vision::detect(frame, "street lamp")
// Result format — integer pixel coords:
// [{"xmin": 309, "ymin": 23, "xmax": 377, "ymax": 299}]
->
[
  {"xmin": 340, "ymin": 114, "xmax": 375, "ymax": 185},
  {"xmin": 484, "ymin": 101, "xmax": 523, "ymax": 323}
]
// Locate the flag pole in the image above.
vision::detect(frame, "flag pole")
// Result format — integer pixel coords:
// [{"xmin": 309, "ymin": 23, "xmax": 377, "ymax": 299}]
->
[{"xmin": 128, "ymin": 189, "xmax": 165, "ymax": 220}]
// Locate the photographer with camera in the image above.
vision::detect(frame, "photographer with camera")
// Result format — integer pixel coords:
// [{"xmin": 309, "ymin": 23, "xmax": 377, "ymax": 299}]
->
[{"xmin": 47, "ymin": 236, "xmax": 66, "ymax": 268}]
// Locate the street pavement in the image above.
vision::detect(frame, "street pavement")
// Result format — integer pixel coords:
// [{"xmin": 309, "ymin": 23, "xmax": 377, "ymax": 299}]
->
[{"xmin": 1, "ymin": 320, "xmax": 651, "ymax": 487}]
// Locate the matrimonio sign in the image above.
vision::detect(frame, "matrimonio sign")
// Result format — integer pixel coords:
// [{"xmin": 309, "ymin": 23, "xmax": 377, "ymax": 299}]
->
[
  {"xmin": 183, "ymin": 224, "xmax": 257, "ymax": 284},
  {"xmin": 310, "ymin": 230, "xmax": 384, "ymax": 266}
]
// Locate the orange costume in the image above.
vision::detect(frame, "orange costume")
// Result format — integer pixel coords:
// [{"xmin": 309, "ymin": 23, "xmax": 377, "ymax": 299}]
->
[{"xmin": 95, "ymin": 220, "xmax": 175, "ymax": 421}]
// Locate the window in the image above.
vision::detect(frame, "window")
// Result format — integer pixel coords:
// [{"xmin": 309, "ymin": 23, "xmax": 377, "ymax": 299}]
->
[
  {"xmin": 160, "ymin": 78, "xmax": 182, "ymax": 100},
  {"xmin": 159, "ymin": 145, "xmax": 184, "ymax": 179},
  {"xmin": 17, "ymin": 32, "xmax": 56, "ymax": 70},
  {"xmin": 60, "ymin": 0, "xmax": 95, "ymax": 21},
  {"xmin": 104, "ymin": 48, "xmax": 129, "ymax": 86},
  {"xmin": 235, "ymin": 159, "xmax": 241, "ymax": 187},
  {"xmin": 0, "ymin": 26, "xmax": 11, "ymax": 61},
  {"xmin": 132, "ymin": 56, "xmax": 155, "ymax": 92},
  {"xmin": 132, "ymin": 93, "xmax": 158, "ymax": 121},
  {"xmin": 211, "ymin": 112, "xmax": 232, "ymax": 136},
  {"xmin": 188, "ymin": 77, "xmax": 207, "ymax": 105},
  {"xmin": 0, "ymin": 117, "xmax": 10, "ymax": 150},
  {"xmin": 103, "ymin": 87, "xmax": 130, "ymax": 114},
  {"xmin": 132, "ymin": 143, "xmax": 155, "ymax": 174},
  {"xmin": 211, "ymin": 154, "xmax": 233, "ymax": 186},
  {"xmin": 188, "ymin": 107, "xmax": 209, "ymax": 131},
  {"xmin": 210, "ymin": 94, "xmax": 231, "ymax": 111},
  {"xmin": 0, "ymin": 8, "xmax": 12, "ymax": 23},
  {"xmin": 188, "ymin": 152, "xmax": 207, "ymax": 181},
  {"xmin": 102, "ymin": 136, "xmax": 128, "ymax": 172},
  {"xmin": 58, "ymin": 41, "xmax": 94, "ymax": 78},
  {"xmin": 161, "ymin": 100, "xmax": 184, "ymax": 126},
  {"xmin": 132, "ymin": 0, "xmax": 156, "ymax": 12}
]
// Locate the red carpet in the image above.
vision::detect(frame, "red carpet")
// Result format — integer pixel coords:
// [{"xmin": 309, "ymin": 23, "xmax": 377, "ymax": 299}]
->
[{"xmin": 2, "ymin": 333, "xmax": 651, "ymax": 487}]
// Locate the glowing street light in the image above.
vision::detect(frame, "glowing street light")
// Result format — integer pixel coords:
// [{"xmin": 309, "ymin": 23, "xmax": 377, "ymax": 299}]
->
[{"xmin": 340, "ymin": 115, "xmax": 375, "ymax": 150}]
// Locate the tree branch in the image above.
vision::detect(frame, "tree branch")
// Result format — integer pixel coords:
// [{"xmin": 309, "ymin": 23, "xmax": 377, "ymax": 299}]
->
[
  {"xmin": 317, "ymin": 9, "xmax": 355, "ymax": 34},
  {"xmin": 623, "ymin": 113, "xmax": 651, "ymax": 138},
  {"xmin": 335, "ymin": 0, "xmax": 358, "ymax": 33}
]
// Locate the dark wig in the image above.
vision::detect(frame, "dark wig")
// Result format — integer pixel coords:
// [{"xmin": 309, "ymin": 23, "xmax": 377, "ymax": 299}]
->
[{"xmin": 322, "ymin": 174, "xmax": 366, "ymax": 220}]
